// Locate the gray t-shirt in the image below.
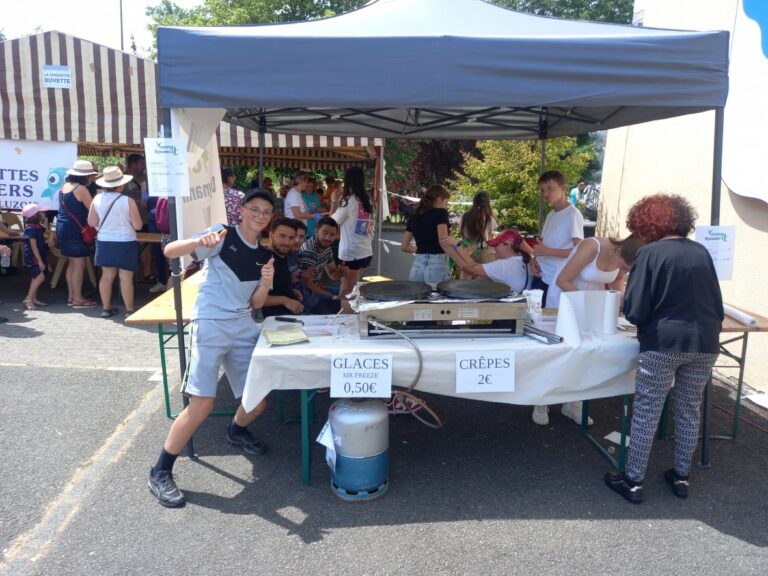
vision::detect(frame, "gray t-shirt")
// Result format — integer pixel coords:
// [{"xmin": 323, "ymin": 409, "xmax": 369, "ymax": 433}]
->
[{"xmin": 191, "ymin": 225, "xmax": 272, "ymax": 320}]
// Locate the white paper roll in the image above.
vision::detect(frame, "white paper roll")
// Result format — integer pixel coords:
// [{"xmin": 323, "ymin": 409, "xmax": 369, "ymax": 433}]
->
[
  {"xmin": 723, "ymin": 304, "xmax": 757, "ymax": 326},
  {"xmin": 555, "ymin": 292, "xmax": 583, "ymax": 347},
  {"xmin": 556, "ymin": 290, "xmax": 621, "ymax": 347}
]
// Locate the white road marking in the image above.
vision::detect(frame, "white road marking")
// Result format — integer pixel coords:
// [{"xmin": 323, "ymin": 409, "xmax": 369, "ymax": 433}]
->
[{"xmin": 0, "ymin": 383, "xmax": 164, "ymax": 575}]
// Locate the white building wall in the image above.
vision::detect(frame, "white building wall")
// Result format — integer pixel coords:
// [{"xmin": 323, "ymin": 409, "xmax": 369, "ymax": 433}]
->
[{"xmin": 601, "ymin": 0, "xmax": 768, "ymax": 391}]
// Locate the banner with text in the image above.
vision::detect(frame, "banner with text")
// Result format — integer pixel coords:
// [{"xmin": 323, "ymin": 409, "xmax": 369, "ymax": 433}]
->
[
  {"xmin": 169, "ymin": 108, "xmax": 227, "ymax": 241},
  {"xmin": 0, "ymin": 140, "xmax": 76, "ymax": 211}
]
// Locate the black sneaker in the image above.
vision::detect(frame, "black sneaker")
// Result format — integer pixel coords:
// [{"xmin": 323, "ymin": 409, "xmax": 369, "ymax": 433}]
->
[
  {"xmin": 148, "ymin": 468, "xmax": 186, "ymax": 508},
  {"xmin": 227, "ymin": 425, "xmax": 267, "ymax": 455},
  {"xmin": 604, "ymin": 472, "xmax": 643, "ymax": 504},
  {"xmin": 664, "ymin": 469, "xmax": 689, "ymax": 499}
]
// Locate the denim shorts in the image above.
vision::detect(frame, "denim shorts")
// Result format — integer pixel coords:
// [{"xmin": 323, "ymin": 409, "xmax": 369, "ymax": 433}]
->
[{"xmin": 409, "ymin": 253, "xmax": 450, "ymax": 284}]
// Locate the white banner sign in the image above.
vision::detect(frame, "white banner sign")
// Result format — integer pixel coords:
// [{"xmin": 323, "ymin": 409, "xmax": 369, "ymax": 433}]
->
[
  {"xmin": 455, "ymin": 351, "xmax": 516, "ymax": 393},
  {"xmin": 144, "ymin": 138, "xmax": 190, "ymax": 198},
  {"xmin": 42, "ymin": 65, "xmax": 72, "ymax": 89},
  {"xmin": 170, "ymin": 108, "xmax": 227, "ymax": 242},
  {"xmin": 330, "ymin": 354, "xmax": 393, "ymax": 398},
  {"xmin": 723, "ymin": 1, "xmax": 768, "ymax": 202},
  {"xmin": 695, "ymin": 225, "xmax": 735, "ymax": 281},
  {"xmin": 0, "ymin": 140, "xmax": 76, "ymax": 211}
]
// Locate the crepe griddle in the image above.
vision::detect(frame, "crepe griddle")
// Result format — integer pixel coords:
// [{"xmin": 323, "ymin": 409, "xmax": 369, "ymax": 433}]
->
[
  {"xmin": 359, "ymin": 280, "xmax": 432, "ymax": 302},
  {"xmin": 436, "ymin": 279, "xmax": 510, "ymax": 300}
]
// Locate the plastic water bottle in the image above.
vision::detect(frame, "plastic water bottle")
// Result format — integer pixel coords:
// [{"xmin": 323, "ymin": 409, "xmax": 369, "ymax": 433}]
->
[{"xmin": 0, "ymin": 252, "xmax": 10, "ymax": 269}]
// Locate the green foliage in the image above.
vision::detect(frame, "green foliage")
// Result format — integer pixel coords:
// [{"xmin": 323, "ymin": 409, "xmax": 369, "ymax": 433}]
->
[
  {"xmin": 383, "ymin": 140, "xmax": 419, "ymax": 195},
  {"xmin": 146, "ymin": 0, "xmax": 368, "ymax": 56},
  {"xmin": 491, "ymin": 0, "xmax": 633, "ymax": 24},
  {"xmin": 449, "ymin": 138, "xmax": 594, "ymax": 233}
]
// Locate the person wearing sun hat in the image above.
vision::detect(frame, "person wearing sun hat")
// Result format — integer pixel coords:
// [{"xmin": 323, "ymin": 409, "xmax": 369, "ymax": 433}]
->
[
  {"xmin": 56, "ymin": 159, "xmax": 100, "ymax": 308},
  {"xmin": 87, "ymin": 166, "xmax": 143, "ymax": 318}
]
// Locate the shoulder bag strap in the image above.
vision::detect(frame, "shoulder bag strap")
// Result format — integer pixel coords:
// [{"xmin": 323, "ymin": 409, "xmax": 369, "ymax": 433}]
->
[
  {"xmin": 60, "ymin": 186, "xmax": 85, "ymax": 232},
  {"xmin": 97, "ymin": 194, "xmax": 123, "ymax": 230}
]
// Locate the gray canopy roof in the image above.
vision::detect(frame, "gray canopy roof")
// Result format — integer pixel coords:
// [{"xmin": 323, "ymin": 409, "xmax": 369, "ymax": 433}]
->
[{"xmin": 157, "ymin": 0, "xmax": 729, "ymax": 139}]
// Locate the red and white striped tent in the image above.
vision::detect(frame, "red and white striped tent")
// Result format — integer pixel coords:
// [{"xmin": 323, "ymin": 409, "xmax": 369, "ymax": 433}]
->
[{"xmin": 0, "ymin": 31, "xmax": 382, "ymax": 169}]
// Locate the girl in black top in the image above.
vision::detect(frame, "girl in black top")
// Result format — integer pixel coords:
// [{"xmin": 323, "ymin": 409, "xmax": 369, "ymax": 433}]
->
[
  {"xmin": 400, "ymin": 185, "xmax": 463, "ymax": 284},
  {"xmin": 605, "ymin": 193, "xmax": 723, "ymax": 504}
]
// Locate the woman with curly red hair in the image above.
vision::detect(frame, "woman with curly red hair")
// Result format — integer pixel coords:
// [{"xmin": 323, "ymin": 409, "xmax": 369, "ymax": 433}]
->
[{"xmin": 605, "ymin": 193, "xmax": 723, "ymax": 504}]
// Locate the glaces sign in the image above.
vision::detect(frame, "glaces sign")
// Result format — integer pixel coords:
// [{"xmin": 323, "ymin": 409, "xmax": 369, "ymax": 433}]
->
[{"xmin": 330, "ymin": 354, "xmax": 393, "ymax": 398}]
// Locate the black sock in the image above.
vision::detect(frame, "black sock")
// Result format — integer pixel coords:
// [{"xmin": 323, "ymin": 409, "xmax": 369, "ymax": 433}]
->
[
  {"xmin": 152, "ymin": 448, "xmax": 178, "ymax": 476},
  {"xmin": 230, "ymin": 419, "xmax": 249, "ymax": 436}
]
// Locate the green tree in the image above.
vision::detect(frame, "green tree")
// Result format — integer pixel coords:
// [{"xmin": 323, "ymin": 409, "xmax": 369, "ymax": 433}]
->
[
  {"xmin": 493, "ymin": 0, "xmax": 633, "ymax": 24},
  {"xmin": 0, "ymin": 30, "xmax": 5, "ymax": 42},
  {"xmin": 146, "ymin": 0, "xmax": 368, "ymax": 56},
  {"xmin": 449, "ymin": 138, "xmax": 594, "ymax": 233},
  {"xmin": 383, "ymin": 139, "xmax": 420, "ymax": 197}
]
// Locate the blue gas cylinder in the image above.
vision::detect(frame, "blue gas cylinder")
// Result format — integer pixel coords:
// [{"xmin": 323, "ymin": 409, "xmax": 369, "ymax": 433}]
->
[{"xmin": 328, "ymin": 398, "xmax": 389, "ymax": 501}]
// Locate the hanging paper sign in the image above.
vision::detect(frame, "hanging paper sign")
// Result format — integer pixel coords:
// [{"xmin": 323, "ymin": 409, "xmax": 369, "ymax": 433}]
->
[
  {"xmin": 455, "ymin": 351, "xmax": 515, "ymax": 393},
  {"xmin": 144, "ymin": 137, "xmax": 190, "ymax": 197},
  {"xmin": 330, "ymin": 354, "xmax": 393, "ymax": 398},
  {"xmin": 695, "ymin": 225, "xmax": 735, "ymax": 281},
  {"xmin": 316, "ymin": 419, "xmax": 337, "ymax": 472}
]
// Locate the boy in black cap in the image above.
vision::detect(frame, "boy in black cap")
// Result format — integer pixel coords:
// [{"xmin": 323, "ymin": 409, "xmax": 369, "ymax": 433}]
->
[{"xmin": 148, "ymin": 188, "xmax": 275, "ymax": 508}]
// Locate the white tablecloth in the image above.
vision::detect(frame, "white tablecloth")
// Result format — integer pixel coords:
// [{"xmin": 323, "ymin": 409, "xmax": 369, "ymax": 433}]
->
[{"xmin": 242, "ymin": 315, "xmax": 639, "ymax": 413}]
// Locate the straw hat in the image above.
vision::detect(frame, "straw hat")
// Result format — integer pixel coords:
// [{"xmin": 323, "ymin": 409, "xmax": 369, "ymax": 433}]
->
[
  {"xmin": 66, "ymin": 159, "xmax": 99, "ymax": 176},
  {"xmin": 96, "ymin": 166, "xmax": 134, "ymax": 189}
]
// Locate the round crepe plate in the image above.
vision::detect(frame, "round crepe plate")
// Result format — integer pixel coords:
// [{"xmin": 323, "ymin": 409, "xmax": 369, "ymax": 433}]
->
[
  {"xmin": 436, "ymin": 279, "xmax": 510, "ymax": 300},
  {"xmin": 359, "ymin": 280, "xmax": 433, "ymax": 302}
]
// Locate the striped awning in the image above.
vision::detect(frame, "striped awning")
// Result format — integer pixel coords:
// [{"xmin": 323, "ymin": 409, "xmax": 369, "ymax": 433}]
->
[
  {"xmin": 0, "ymin": 31, "xmax": 382, "ymax": 152},
  {"xmin": 0, "ymin": 30, "xmax": 158, "ymax": 145}
]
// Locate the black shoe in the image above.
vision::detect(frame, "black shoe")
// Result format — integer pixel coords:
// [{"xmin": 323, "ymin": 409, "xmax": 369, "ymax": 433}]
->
[
  {"xmin": 148, "ymin": 468, "xmax": 186, "ymax": 508},
  {"xmin": 664, "ymin": 469, "xmax": 689, "ymax": 499},
  {"xmin": 227, "ymin": 425, "xmax": 267, "ymax": 455},
  {"xmin": 604, "ymin": 472, "xmax": 643, "ymax": 504}
]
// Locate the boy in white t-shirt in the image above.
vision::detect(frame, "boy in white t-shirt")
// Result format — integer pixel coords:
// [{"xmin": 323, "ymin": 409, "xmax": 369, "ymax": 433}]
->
[
  {"xmin": 532, "ymin": 171, "xmax": 584, "ymax": 306},
  {"xmin": 530, "ymin": 170, "xmax": 586, "ymax": 427}
]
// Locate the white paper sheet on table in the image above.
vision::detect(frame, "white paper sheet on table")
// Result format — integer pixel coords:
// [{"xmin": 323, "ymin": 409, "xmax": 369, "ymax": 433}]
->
[{"xmin": 556, "ymin": 290, "xmax": 621, "ymax": 347}]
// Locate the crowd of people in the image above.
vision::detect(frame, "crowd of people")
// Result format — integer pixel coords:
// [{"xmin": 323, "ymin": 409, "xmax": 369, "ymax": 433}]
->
[{"xmin": 3, "ymin": 159, "xmax": 721, "ymax": 509}]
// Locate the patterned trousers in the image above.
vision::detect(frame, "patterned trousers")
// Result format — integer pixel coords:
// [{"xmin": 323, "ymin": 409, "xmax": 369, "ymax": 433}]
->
[{"xmin": 625, "ymin": 351, "xmax": 718, "ymax": 483}]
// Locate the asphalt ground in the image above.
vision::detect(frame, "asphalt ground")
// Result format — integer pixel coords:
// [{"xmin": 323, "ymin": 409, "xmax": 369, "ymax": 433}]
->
[{"xmin": 2, "ymin": 245, "xmax": 768, "ymax": 575}]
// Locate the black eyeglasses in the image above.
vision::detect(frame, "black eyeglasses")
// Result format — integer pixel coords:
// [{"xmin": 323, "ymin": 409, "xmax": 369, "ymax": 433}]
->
[{"xmin": 243, "ymin": 207, "xmax": 273, "ymax": 218}]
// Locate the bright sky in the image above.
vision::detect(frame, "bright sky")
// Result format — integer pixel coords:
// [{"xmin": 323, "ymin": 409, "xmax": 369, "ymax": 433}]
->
[{"xmin": 1, "ymin": 0, "xmax": 203, "ymax": 57}]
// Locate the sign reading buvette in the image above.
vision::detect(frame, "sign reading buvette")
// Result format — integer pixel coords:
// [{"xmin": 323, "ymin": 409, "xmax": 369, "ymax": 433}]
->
[{"xmin": 330, "ymin": 354, "xmax": 393, "ymax": 398}]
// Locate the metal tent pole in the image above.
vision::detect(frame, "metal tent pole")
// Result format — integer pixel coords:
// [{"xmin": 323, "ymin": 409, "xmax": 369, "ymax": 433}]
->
[
  {"xmin": 710, "ymin": 107, "xmax": 724, "ymax": 227},
  {"xmin": 163, "ymin": 108, "xmax": 195, "ymax": 458},
  {"xmin": 258, "ymin": 115, "xmax": 266, "ymax": 186},
  {"xmin": 538, "ymin": 108, "xmax": 549, "ymax": 233},
  {"xmin": 376, "ymin": 143, "xmax": 384, "ymax": 275},
  {"xmin": 700, "ymin": 105, "xmax": 725, "ymax": 469}
]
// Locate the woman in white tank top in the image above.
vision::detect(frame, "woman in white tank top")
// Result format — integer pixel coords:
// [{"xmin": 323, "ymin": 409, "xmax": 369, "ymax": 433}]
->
[
  {"xmin": 547, "ymin": 235, "xmax": 645, "ymax": 309},
  {"xmin": 87, "ymin": 166, "xmax": 143, "ymax": 318},
  {"xmin": 531, "ymin": 235, "xmax": 645, "ymax": 429}
]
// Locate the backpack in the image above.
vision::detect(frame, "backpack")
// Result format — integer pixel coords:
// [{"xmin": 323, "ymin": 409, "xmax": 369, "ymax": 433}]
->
[{"xmin": 155, "ymin": 196, "xmax": 170, "ymax": 234}]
